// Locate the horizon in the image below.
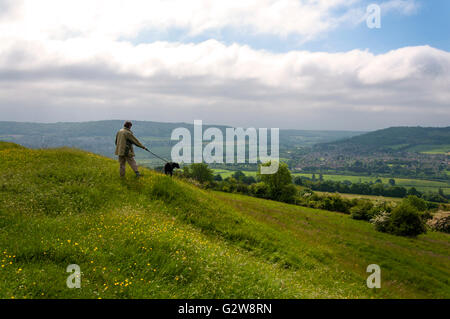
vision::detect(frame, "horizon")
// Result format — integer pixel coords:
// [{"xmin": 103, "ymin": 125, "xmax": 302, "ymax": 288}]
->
[{"xmin": 2, "ymin": 119, "xmax": 450, "ymax": 132}]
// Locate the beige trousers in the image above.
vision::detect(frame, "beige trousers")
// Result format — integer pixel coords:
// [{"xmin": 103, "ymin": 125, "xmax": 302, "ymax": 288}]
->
[{"xmin": 118, "ymin": 156, "xmax": 139, "ymax": 177}]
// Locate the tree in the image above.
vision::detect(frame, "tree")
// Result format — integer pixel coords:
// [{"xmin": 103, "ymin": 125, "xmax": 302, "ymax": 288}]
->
[
  {"xmin": 242, "ymin": 175, "xmax": 256, "ymax": 185},
  {"xmin": 389, "ymin": 203, "xmax": 427, "ymax": 237},
  {"xmin": 259, "ymin": 162, "xmax": 296, "ymax": 202},
  {"xmin": 249, "ymin": 182, "xmax": 269, "ymax": 199},
  {"xmin": 403, "ymin": 195, "xmax": 427, "ymax": 212},
  {"xmin": 350, "ymin": 200, "xmax": 374, "ymax": 221},
  {"xmin": 293, "ymin": 176, "xmax": 303, "ymax": 186},
  {"xmin": 232, "ymin": 170, "xmax": 246, "ymax": 181},
  {"xmin": 407, "ymin": 187, "xmax": 421, "ymax": 197},
  {"xmin": 188, "ymin": 163, "xmax": 213, "ymax": 183},
  {"xmin": 388, "ymin": 178, "xmax": 396, "ymax": 186}
]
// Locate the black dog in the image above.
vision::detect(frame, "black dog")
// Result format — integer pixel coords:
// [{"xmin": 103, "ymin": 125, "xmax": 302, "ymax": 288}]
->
[{"xmin": 164, "ymin": 162, "xmax": 180, "ymax": 176}]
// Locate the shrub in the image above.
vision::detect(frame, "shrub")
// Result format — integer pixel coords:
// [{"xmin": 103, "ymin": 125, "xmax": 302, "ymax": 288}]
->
[
  {"xmin": 184, "ymin": 163, "xmax": 214, "ymax": 184},
  {"xmin": 403, "ymin": 195, "xmax": 427, "ymax": 212},
  {"xmin": 328, "ymin": 195, "xmax": 352, "ymax": 214},
  {"xmin": 236, "ymin": 182, "xmax": 250, "ymax": 194},
  {"xmin": 249, "ymin": 182, "xmax": 269, "ymax": 199},
  {"xmin": 350, "ymin": 200, "xmax": 374, "ymax": 221},
  {"xmin": 259, "ymin": 162, "xmax": 293, "ymax": 201},
  {"xmin": 277, "ymin": 184, "xmax": 298, "ymax": 204},
  {"xmin": 389, "ymin": 203, "xmax": 427, "ymax": 237},
  {"xmin": 371, "ymin": 203, "xmax": 427, "ymax": 237},
  {"xmin": 371, "ymin": 211, "xmax": 391, "ymax": 233},
  {"xmin": 369, "ymin": 201, "xmax": 393, "ymax": 217}
]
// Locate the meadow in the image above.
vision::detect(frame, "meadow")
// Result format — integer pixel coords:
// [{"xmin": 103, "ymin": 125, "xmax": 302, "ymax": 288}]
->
[
  {"xmin": 1, "ymin": 142, "xmax": 449, "ymax": 299},
  {"xmin": 212, "ymin": 169, "xmax": 450, "ymax": 195},
  {"xmin": 406, "ymin": 144, "xmax": 450, "ymax": 155}
]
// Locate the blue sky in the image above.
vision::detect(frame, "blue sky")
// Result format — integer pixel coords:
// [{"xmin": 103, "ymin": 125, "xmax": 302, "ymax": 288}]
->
[{"xmin": 131, "ymin": 0, "xmax": 450, "ymax": 54}]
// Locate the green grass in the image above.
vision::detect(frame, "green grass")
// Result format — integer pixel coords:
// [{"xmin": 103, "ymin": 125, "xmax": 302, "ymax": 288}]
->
[
  {"xmin": 314, "ymin": 191, "xmax": 403, "ymax": 203},
  {"xmin": 1, "ymin": 142, "xmax": 449, "ymax": 299},
  {"xmin": 292, "ymin": 173, "xmax": 450, "ymax": 195},
  {"xmin": 213, "ymin": 169, "xmax": 450, "ymax": 195},
  {"xmin": 212, "ymin": 169, "xmax": 257, "ymax": 179},
  {"xmin": 406, "ymin": 144, "xmax": 450, "ymax": 155}
]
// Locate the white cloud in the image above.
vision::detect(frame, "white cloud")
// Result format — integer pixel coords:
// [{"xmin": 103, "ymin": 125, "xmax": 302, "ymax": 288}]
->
[
  {"xmin": 0, "ymin": 0, "xmax": 382, "ymax": 42},
  {"xmin": 0, "ymin": 0, "xmax": 448, "ymax": 130},
  {"xmin": 380, "ymin": 0, "xmax": 420, "ymax": 15},
  {"xmin": 1, "ymin": 34, "xmax": 449, "ymax": 129}
]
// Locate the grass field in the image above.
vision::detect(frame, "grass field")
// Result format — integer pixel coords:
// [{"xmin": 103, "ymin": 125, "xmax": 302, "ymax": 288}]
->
[
  {"xmin": 292, "ymin": 173, "xmax": 450, "ymax": 195},
  {"xmin": 406, "ymin": 144, "xmax": 450, "ymax": 155},
  {"xmin": 212, "ymin": 169, "xmax": 450, "ymax": 195},
  {"xmin": 1, "ymin": 142, "xmax": 449, "ymax": 299},
  {"xmin": 314, "ymin": 191, "xmax": 403, "ymax": 203}
]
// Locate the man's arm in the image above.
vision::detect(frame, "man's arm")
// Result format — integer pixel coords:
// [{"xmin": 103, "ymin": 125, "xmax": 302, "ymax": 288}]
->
[{"xmin": 127, "ymin": 132, "xmax": 147, "ymax": 150}]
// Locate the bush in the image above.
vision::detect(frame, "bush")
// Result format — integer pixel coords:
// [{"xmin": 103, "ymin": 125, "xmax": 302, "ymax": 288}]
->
[
  {"xmin": 403, "ymin": 195, "xmax": 427, "ymax": 212},
  {"xmin": 371, "ymin": 211, "xmax": 391, "ymax": 233},
  {"xmin": 350, "ymin": 200, "xmax": 374, "ymax": 221},
  {"xmin": 328, "ymin": 195, "xmax": 352, "ymax": 214},
  {"xmin": 259, "ymin": 162, "xmax": 293, "ymax": 201},
  {"xmin": 388, "ymin": 203, "xmax": 427, "ymax": 237},
  {"xmin": 249, "ymin": 182, "xmax": 270, "ymax": 199},
  {"xmin": 276, "ymin": 184, "xmax": 297, "ymax": 204},
  {"xmin": 184, "ymin": 163, "xmax": 214, "ymax": 184},
  {"xmin": 371, "ymin": 203, "xmax": 427, "ymax": 237},
  {"xmin": 369, "ymin": 201, "xmax": 393, "ymax": 217}
]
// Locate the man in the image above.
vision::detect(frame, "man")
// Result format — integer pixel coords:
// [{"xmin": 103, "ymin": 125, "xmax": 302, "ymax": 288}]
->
[{"xmin": 115, "ymin": 121, "xmax": 148, "ymax": 177}]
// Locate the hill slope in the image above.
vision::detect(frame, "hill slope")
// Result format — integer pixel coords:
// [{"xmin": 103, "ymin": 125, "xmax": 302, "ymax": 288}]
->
[
  {"xmin": 0, "ymin": 142, "xmax": 449, "ymax": 298},
  {"xmin": 317, "ymin": 126, "xmax": 450, "ymax": 154}
]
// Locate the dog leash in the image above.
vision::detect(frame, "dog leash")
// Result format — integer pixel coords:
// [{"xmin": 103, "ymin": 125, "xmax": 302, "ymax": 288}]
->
[{"xmin": 145, "ymin": 149, "xmax": 170, "ymax": 163}]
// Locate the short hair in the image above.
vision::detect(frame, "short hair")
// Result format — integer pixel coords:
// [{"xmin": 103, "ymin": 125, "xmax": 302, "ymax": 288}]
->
[{"xmin": 124, "ymin": 121, "xmax": 132, "ymax": 128}]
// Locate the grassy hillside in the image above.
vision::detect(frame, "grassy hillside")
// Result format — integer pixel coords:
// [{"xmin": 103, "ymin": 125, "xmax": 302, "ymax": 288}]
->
[
  {"xmin": 0, "ymin": 142, "xmax": 449, "ymax": 299},
  {"xmin": 318, "ymin": 126, "xmax": 450, "ymax": 153}
]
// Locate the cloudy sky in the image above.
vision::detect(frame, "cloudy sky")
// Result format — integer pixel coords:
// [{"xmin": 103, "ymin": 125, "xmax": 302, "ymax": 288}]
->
[{"xmin": 0, "ymin": 0, "xmax": 449, "ymax": 130}]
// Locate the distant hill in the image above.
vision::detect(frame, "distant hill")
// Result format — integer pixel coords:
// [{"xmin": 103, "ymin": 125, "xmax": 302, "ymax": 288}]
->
[
  {"xmin": 0, "ymin": 120, "xmax": 362, "ymax": 165},
  {"xmin": 316, "ymin": 126, "xmax": 450, "ymax": 154}
]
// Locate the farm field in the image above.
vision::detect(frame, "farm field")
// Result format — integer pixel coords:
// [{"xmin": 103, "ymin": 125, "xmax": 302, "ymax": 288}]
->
[
  {"xmin": 314, "ymin": 191, "xmax": 403, "ymax": 203},
  {"xmin": 212, "ymin": 169, "xmax": 450, "ymax": 195},
  {"xmin": 406, "ymin": 144, "xmax": 450, "ymax": 155},
  {"xmin": 292, "ymin": 173, "xmax": 450, "ymax": 195},
  {"xmin": 1, "ymin": 142, "xmax": 449, "ymax": 299}
]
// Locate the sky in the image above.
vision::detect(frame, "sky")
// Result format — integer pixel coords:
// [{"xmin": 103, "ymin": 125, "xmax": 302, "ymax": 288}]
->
[{"xmin": 0, "ymin": 0, "xmax": 449, "ymax": 130}]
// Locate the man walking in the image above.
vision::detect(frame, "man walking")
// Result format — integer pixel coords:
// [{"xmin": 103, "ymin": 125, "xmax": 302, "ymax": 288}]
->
[{"xmin": 115, "ymin": 121, "xmax": 148, "ymax": 177}]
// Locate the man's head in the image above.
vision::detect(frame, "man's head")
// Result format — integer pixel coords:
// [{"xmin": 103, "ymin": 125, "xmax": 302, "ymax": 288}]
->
[{"xmin": 124, "ymin": 121, "xmax": 132, "ymax": 129}]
